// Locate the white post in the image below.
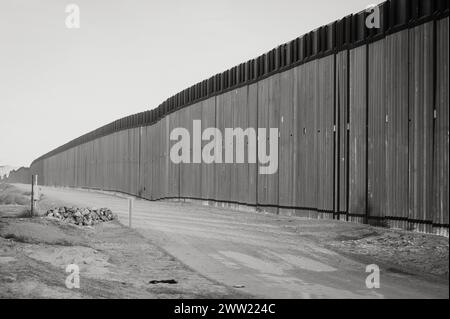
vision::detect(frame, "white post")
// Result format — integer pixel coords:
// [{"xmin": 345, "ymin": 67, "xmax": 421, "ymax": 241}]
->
[{"xmin": 128, "ymin": 198, "xmax": 133, "ymax": 228}]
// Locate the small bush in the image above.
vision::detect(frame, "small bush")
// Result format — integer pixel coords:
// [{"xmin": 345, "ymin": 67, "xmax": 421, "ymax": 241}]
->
[{"xmin": 0, "ymin": 184, "xmax": 30, "ymax": 206}]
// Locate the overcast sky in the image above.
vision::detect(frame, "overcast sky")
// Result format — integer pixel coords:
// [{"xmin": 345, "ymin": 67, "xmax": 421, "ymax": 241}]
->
[{"xmin": 0, "ymin": 0, "xmax": 382, "ymax": 167}]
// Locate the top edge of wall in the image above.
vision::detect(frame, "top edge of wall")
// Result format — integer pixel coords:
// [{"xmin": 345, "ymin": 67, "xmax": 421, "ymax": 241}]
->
[{"xmin": 31, "ymin": 0, "xmax": 450, "ymax": 166}]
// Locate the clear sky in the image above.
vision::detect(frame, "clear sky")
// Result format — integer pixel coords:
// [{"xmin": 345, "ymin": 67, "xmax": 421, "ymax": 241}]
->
[{"xmin": 0, "ymin": 0, "xmax": 382, "ymax": 167}]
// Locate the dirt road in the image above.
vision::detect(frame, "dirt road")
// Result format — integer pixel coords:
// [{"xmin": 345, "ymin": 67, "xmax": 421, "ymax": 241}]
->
[{"xmin": 13, "ymin": 184, "xmax": 449, "ymax": 299}]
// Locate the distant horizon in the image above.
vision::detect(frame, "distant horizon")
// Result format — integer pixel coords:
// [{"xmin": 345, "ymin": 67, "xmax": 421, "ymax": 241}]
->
[{"xmin": 0, "ymin": 0, "xmax": 383, "ymax": 167}]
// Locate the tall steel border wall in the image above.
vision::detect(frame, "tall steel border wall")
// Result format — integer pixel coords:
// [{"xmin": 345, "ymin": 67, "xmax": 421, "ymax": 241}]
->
[{"xmin": 30, "ymin": 0, "xmax": 449, "ymax": 236}]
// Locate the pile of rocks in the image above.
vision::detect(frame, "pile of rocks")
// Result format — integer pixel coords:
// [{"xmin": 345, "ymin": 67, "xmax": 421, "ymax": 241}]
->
[{"xmin": 45, "ymin": 206, "xmax": 117, "ymax": 226}]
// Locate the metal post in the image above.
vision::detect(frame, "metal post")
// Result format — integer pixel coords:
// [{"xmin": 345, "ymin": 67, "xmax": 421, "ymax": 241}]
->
[
  {"xmin": 30, "ymin": 175, "xmax": 38, "ymax": 217},
  {"xmin": 128, "ymin": 197, "xmax": 133, "ymax": 228},
  {"xmin": 30, "ymin": 175, "xmax": 34, "ymax": 217}
]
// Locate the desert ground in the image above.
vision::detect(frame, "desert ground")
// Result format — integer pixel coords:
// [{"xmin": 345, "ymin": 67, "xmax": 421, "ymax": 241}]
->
[{"xmin": 0, "ymin": 183, "xmax": 448, "ymax": 299}]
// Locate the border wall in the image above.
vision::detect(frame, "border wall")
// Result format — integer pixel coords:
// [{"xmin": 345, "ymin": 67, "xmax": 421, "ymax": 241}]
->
[{"xmin": 30, "ymin": 0, "xmax": 449, "ymax": 235}]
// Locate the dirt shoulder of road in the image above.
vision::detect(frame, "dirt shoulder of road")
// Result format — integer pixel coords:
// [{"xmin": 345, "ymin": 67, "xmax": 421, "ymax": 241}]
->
[
  {"xmin": 279, "ymin": 218, "xmax": 448, "ymax": 282},
  {"xmin": 0, "ymin": 185, "xmax": 247, "ymax": 299}
]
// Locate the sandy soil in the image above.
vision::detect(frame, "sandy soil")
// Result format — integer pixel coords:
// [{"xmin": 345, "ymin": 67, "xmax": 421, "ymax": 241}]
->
[
  {"xmin": 0, "ymin": 184, "xmax": 246, "ymax": 298},
  {"xmin": 0, "ymin": 218, "xmax": 246, "ymax": 299},
  {"xmin": 2, "ymin": 184, "xmax": 449, "ymax": 299}
]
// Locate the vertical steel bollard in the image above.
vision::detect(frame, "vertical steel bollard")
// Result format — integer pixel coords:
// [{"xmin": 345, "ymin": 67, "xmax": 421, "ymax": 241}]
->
[{"xmin": 128, "ymin": 197, "xmax": 133, "ymax": 228}]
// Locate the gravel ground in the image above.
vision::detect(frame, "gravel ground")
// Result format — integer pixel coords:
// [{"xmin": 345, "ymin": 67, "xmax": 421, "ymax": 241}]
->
[
  {"xmin": 284, "ymin": 221, "xmax": 449, "ymax": 280},
  {"xmin": 326, "ymin": 229, "xmax": 448, "ymax": 279}
]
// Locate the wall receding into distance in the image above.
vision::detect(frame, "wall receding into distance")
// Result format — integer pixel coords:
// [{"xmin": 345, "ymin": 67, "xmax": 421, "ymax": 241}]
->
[{"xmin": 28, "ymin": 0, "xmax": 449, "ymax": 235}]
